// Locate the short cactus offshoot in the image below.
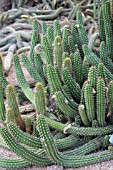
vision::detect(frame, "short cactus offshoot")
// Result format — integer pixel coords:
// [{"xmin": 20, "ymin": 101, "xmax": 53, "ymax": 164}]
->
[{"xmin": 1, "ymin": 2, "xmax": 113, "ymax": 168}]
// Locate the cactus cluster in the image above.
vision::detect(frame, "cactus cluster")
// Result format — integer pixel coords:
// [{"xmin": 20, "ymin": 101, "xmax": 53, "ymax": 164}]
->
[{"xmin": 1, "ymin": 0, "xmax": 113, "ymax": 168}]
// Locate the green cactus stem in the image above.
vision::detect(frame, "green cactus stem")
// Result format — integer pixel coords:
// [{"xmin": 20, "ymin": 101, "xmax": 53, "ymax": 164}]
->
[
  {"xmin": 84, "ymin": 83, "xmax": 95, "ymax": 122},
  {"xmin": 78, "ymin": 104, "xmax": 90, "ymax": 126},
  {"xmin": 35, "ymin": 82, "xmax": 46, "ymax": 115},
  {"xmin": 53, "ymin": 36, "xmax": 63, "ymax": 70},
  {"xmin": 37, "ymin": 115, "xmax": 113, "ymax": 167},
  {"xmin": 96, "ymin": 78, "xmax": 106, "ymax": 127},
  {"xmin": 88, "ymin": 66, "xmax": 97, "ymax": 89},
  {"xmin": 6, "ymin": 84, "xmax": 25, "ymax": 131}
]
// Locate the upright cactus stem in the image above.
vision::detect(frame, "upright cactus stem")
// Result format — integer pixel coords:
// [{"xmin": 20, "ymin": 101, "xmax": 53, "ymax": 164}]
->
[
  {"xmin": 35, "ymin": 82, "xmax": 46, "ymax": 115},
  {"xmin": 108, "ymin": 81, "xmax": 113, "ymax": 114},
  {"xmin": 6, "ymin": 84, "xmax": 25, "ymax": 131},
  {"xmin": 53, "ymin": 36, "xmax": 63, "ymax": 70},
  {"xmin": 96, "ymin": 78, "xmax": 106, "ymax": 127},
  {"xmin": 30, "ymin": 20, "xmax": 40, "ymax": 64},
  {"xmin": 63, "ymin": 57, "xmax": 72, "ymax": 73},
  {"xmin": 88, "ymin": 66, "xmax": 97, "ymax": 89},
  {"xmin": 76, "ymin": 11, "xmax": 88, "ymax": 45},
  {"xmin": 84, "ymin": 83, "xmax": 95, "ymax": 122},
  {"xmin": 54, "ymin": 20, "xmax": 62, "ymax": 38},
  {"xmin": 73, "ymin": 52, "xmax": 83, "ymax": 86},
  {"xmin": 78, "ymin": 104, "xmax": 90, "ymax": 126}
]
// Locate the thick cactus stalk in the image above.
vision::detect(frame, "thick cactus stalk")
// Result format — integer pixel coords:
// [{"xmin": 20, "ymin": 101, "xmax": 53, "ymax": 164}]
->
[
  {"xmin": 37, "ymin": 115, "xmax": 113, "ymax": 167},
  {"xmin": 0, "ymin": 72, "xmax": 5, "ymax": 122},
  {"xmin": 41, "ymin": 35, "xmax": 53, "ymax": 64},
  {"xmin": 24, "ymin": 116, "xmax": 32, "ymax": 134},
  {"xmin": 108, "ymin": 81, "xmax": 113, "ymax": 114},
  {"xmin": 62, "ymin": 68, "xmax": 81, "ymax": 100},
  {"xmin": 47, "ymin": 64, "xmax": 62, "ymax": 94},
  {"xmin": 0, "ymin": 127, "xmax": 52, "ymax": 166},
  {"xmin": 83, "ymin": 57, "xmax": 89, "ymax": 81},
  {"xmin": 55, "ymin": 91, "xmax": 78, "ymax": 120},
  {"xmin": 22, "ymin": 53, "xmax": 45, "ymax": 85},
  {"xmin": 97, "ymin": 63, "xmax": 106, "ymax": 83},
  {"xmin": 68, "ymin": 35, "xmax": 76, "ymax": 54},
  {"xmin": 102, "ymin": 0, "xmax": 113, "ymax": 59},
  {"xmin": 45, "ymin": 115, "xmax": 113, "ymax": 136},
  {"xmin": 82, "ymin": 44, "xmax": 113, "ymax": 82},
  {"xmin": 53, "ymin": 36, "xmax": 63, "ymax": 70},
  {"xmin": 54, "ymin": 20, "xmax": 61, "ymax": 38},
  {"xmin": 30, "ymin": 20, "xmax": 40, "ymax": 64},
  {"xmin": 84, "ymin": 83, "xmax": 95, "ymax": 122},
  {"xmin": 78, "ymin": 104, "xmax": 90, "ymax": 126},
  {"xmin": 14, "ymin": 55, "xmax": 34, "ymax": 103},
  {"xmin": 63, "ymin": 57, "xmax": 72, "ymax": 73},
  {"xmin": 88, "ymin": 66, "xmax": 97, "ymax": 89},
  {"xmin": 47, "ymin": 26, "xmax": 54, "ymax": 47},
  {"xmin": 76, "ymin": 11, "xmax": 88, "ymax": 45},
  {"xmin": 96, "ymin": 78, "xmax": 106, "ymax": 127},
  {"xmin": 62, "ymin": 28, "xmax": 69, "ymax": 53},
  {"xmin": 6, "ymin": 108, "xmax": 15, "ymax": 123},
  {"xmin": 35, "ymin": 82, "xmax": 46, "ymax": 115},
  {"xmin": 6, "ymin": 84, "xmax": 25, "ymax": 131},
  {"xmin": 73, "ymin": 52, "xmax": 83, "ymax": 86}
]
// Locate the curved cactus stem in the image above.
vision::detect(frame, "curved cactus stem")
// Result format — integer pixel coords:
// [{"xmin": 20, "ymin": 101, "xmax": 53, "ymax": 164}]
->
[
  {"xmin": 14, "ymin": 55, "xmax": 35, "ymax": 104},
  {"xmin": 0, "ymin": 127, "xmax": 53, "ymax": 166},
  {"xmin": 0, "ymin": 157, "xmax": 30, "ymax": 169},
  {"xmin": 37, "ymin": 115, "xmax": 113, "ymax": 167}
]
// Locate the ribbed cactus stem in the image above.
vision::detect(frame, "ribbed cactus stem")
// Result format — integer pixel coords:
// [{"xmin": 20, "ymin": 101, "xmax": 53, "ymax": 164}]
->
[
  {"xmin": 108, "ymin": 81, "xmax": 113, "ymax": 114},
  {"xmin": 24, "ymin": 116, "xmax": 32, "ymax": 134},
  {"xmin": 79, "ymin": 104, "xmax": 90, "ymax": 126},
  {"xmin": 73, "ymin": 52, "xmax": 83, "ymax": 86},
  {"xmin": 88, "ymin": 66, "xmax": 97, "ymax": 89},
  {"xmin": 6, "ymin": 108, "xmax": 15, "ymax": 123},
  {"xmin": 54, "ymin": 20, "xmax": 61, "ymax": 37},
  {"xmin": 35, "ymin": 82, "xmax": 46, "ymax": 115},
  {"xmin": 96, "ymin": 78, "xmax": 106, "ymax": 127},
  {"xmin": 84, "ymin": 83, "xmax": 95, "ymax": 122},
  {"xmin": 76, "ymin": 11, "xmax": 88, "ymax": 45},
  {"xmin": 6, "ymin": 84, "xmax": 25, "ymax": 131},
  {"xmin": 63, "ymin": 57, "xmax": 72, "ymax": 73},
  {"xmin": 53, "ymin": 36, "xmax": 63, "ymax": 70}
]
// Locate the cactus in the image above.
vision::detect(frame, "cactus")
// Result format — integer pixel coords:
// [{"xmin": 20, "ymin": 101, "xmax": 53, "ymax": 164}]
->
[
  {"xmin": 41, "ymin": 35, "xmax": 53, "ymax": 64},
  {"xmin": 76, "ymin": 11, "xmax": 88, "ymax": 45},
  {"xmin": 63, "ymin": 57, "xmax": 72, "ymax": 73},
  {"xmin": 96, "ymin": 78, "xmax": 106, "ymax": 127},
  {"xmin": 102, "ymin": 0, "xmax": 113, "ymax": 59},
  {"xmin": 24, "ymin": 116, "xmax": 32, "ymax": 134},
  {"xmin": 62, "ymin": 68, "xmax": 81, "ymax": 100},
  {"xmin": 73, "ymin": 52, "xmax": 83, "ymax": 86},
  {"xmin": 29, "ymin": 20, "xmax": 40, "ymax": 64},
  {"xmin": 35, "ymin": 82, "xmax": 46, "ymax": 115},
  {"xmin": 37, "ymin": 115, "xmax": 113, "ymax": 167},
  {"xmin": 6, "ymin": 84, "xmax": 25, "ymax": 131},
  {"xmin": 14, "ymin": 55, "xmax": 34, "ymax": 103},
  {"xmin": 22, "ymin": 53, "xmax": 45, "ymax": 85},
  {"xmin": 68, "ymin": 35, "xmax": 76, "ymax": 54},
  {"xmin": 108, "ymin": 81, "xmax": 113, "ymax": 114},
  {"xmin": 62, "ymin": 28, "xmax": 69, "ymax": 53},
  {"xmin": 54, "ymin": 20, "xmax": 61, "ymax": 38},
  {"xmin": 53, "ymin": 36, "xmax": 63, "ymax": 69},
  {"xmin": 0, "ymin": 127, "xmax": 52, "ymax": 166},
  {"xmin": 88, "ymin": 66, "xmax": 97, "ymax": 89},
  {"xmin": 78, "ymin": 104, "xmax": 90, "ymax": 126},
  {"xmin": 45, "ymin": 116, "xmax": 113, "ymax": 136},
  {"xmin": 84, "ymin": 83, "xmax": 95, "ymax": 122},
  {"xmin": 47, "ymin": 26, "xmax": 54, "ymax": 47},
  {"xmin": 6, "ymin": 108, "xmax": 15, "ymax": 123}
]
